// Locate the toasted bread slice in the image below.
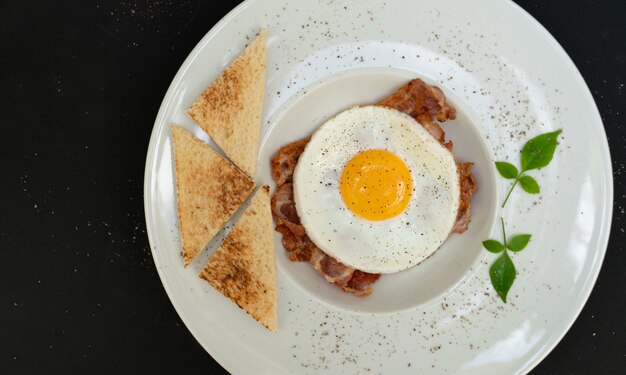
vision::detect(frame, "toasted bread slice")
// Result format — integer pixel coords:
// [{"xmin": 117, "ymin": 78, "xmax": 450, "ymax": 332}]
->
[
  {"xmin": 188, "ymin": 29, "xmax": 267, "ymax": 178},
  {"xmin": 171, "ymin": 126, "xmax": 255, "ymax": 266},
  {"xmin": 199, "ymin": 186, "xmax": 277, "ymax": 332}
]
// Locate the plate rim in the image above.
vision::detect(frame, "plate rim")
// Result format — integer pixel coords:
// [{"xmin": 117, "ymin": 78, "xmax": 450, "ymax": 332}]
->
[
  {"xmin": 143, "ymin": 0, "xmax": 614, "ymax": 373},
  {"xmin": 499, "ymin": 1, "xmax": 613, "ymax": 373},
  {"xmin": 143, "ymin": 1, "xmax": 258, "ymax": 373}
]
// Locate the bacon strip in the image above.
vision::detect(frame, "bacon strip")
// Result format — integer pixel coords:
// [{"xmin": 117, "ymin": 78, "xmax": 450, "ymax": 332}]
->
[
  {"xmin": 309, "ymin": 247, "xmax": 381, "ymax": 297},
  {"xmin": 452, "ymin": 162, "xmax": 477, "ymax": 233},
  {"xmin": 416, "ymin": 114, "xmax": 453, "ymax": 150},
  {"xmin": 274, "ymin": 224, "xmax": 312, "ymax": 262},
  {"xmin": 271, "ymin": 182, "xmax": 310, "ymax": 261},
  {"xmin": 347, "ymin": 271, "xmax": 382, "ymax": 296},
  {"xmin": 270, "ymin": 136, "xmax": 310, "ymax": 186},
  {"xmin": 271, "ymin": 182, "xmax": 298, "ymax": 223},
  {"xmin": 312, "ymin": 248, "xmax": 353, "ymax": 288},
  {"xmin": 378, "ymin": 78, "xmax": 456, "ymax": 123}
]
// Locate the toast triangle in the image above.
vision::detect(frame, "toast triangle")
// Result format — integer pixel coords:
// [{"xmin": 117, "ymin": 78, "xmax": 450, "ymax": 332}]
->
[{"xmin": 188, "ymin": 29, "xmax": 267, "ymax": 178}]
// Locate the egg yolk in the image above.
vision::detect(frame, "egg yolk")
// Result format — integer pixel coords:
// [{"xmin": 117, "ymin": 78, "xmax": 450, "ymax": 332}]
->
[{"xmin": 340, "ymin": 149, "xmax": 413, "ymax": 221}]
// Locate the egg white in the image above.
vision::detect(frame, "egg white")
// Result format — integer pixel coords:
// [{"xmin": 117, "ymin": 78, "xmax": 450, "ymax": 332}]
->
[{"xmin": 293, "ymin": 106, "xmax": 460, "ymax": 274}]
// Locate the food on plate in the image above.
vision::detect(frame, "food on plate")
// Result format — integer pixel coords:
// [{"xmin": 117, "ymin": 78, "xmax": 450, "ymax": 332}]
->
[
  {"xmin": 294, "ymin": 106, "xmax": 460, "ymax": 274},
  {"xmin": 270, "ymin": 79, "xmax": 476, "ymax": 295},
  {"xmin": 199, "ymin": 187, "xmax": 278, "ymax": 332},
  {"xmin": 188, "ymin": 29, "xmax": 267, "ymax": 178},
  {"xmin": 174, "ymin": 30, "xmax": 279, "ymax": 326},
  {"xmin": 453, "ymin": 162, "xmax": 476, "ymax": 233},
  {"xmin": 171, "ymin": 126, "xmax": 255, "ymax": 266}
]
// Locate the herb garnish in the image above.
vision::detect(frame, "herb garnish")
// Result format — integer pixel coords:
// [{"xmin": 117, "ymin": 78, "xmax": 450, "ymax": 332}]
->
[
  {"xmin": 483, "ymin": 218, "xmax": 531, "ymax": 303},
  {"xmin": 485, "ymin": 130, "xmax": 562, "ymax": 303},
  {"xmin": 496, "ymin": 129, "xmax": 562, "ymax": 207}
]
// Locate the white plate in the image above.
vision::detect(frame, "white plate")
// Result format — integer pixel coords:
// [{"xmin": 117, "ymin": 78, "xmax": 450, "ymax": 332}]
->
[{"xmin": 144, "ymin": 0, "xmax": 612, "ymax": 373}]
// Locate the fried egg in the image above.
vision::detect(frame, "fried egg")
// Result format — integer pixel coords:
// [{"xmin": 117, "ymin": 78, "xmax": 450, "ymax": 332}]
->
[{"xmin": 293, "ymin": 106, "xmax": 459, "ymax": 274}]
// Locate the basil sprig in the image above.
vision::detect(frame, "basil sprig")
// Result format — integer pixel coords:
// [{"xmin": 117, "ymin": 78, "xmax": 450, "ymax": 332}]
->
[
  {"xmin": 496, "ymin": 129, "xmax": 562, "ymax": 207},
  {"xmin": 483, "ymin": 218, "xmax": 531, "ymax": 303}
]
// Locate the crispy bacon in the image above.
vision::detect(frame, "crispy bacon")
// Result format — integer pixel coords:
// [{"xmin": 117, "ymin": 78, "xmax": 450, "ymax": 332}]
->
[
  {"xmin": 415, "ymin": 114, "xmax": 445, "ymax": 143},
  {"xmin": 378, "ymin": 78, "xmax": 456, "ymax": 123},
  {"xmin": 272, "ymin": 183, "xmax": 310, "ymax": 260},
  {"xmin": 275, "ymin": 224, "xmax": 312, "ymax": 261},
  {"xmin": 312, "ymin": 248, "xmax": 354, "ymax": 286},
  {"xmin": 416, "ymin": 114, "xmax": 453, "ymax": 150},
  {"xmin": 270, "ymin": 136, "xmax": 310, "ymax": 186},
  {"xmin": 346, "ymin": 270, "xmax": 381, "ymax": 296},
  {"xmin": 309, "ymin": 247, "xmax": 379, "ymax": 297},
  {"xmin": 271, "ymin": 183, "xmax": 301, "ymax": 225},
  {"xmin": 452, "ymin": 162, "xmax": 477, "ymax": 233}
]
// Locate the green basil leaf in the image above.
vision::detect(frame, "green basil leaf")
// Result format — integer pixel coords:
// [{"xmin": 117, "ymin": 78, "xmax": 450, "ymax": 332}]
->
[
  {"xmin": 482, "ymin": 240, "xmax": 505, "ymax": 253},
  {"xmin": 519, "ymin": 175, "xmax": 540, "ymax": 194},
  {"xmin": 507, "ymin": 234, "xmax": 532, "ymax": 252},
  {"xmin": 520, "ymin": 129, "xmax": 562, "ymax": 172},
  {"xmin": 489, "ymin": 252, "xmax": 516, "ymax": 303},
  {"xmin": 495, "ymin": 161, "xmax": 519, "ymax": 179}
]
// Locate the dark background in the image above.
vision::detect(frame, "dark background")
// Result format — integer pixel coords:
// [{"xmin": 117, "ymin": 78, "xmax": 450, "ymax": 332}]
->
[{"xmin": 1, "ymin": 0, "xmax": 624, "ymax": 373}]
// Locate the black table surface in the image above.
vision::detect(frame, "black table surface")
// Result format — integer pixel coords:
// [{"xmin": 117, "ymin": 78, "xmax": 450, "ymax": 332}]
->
[{"xmin": 1, "ymin": 0, "xmax": 624, "ymax": 374}]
